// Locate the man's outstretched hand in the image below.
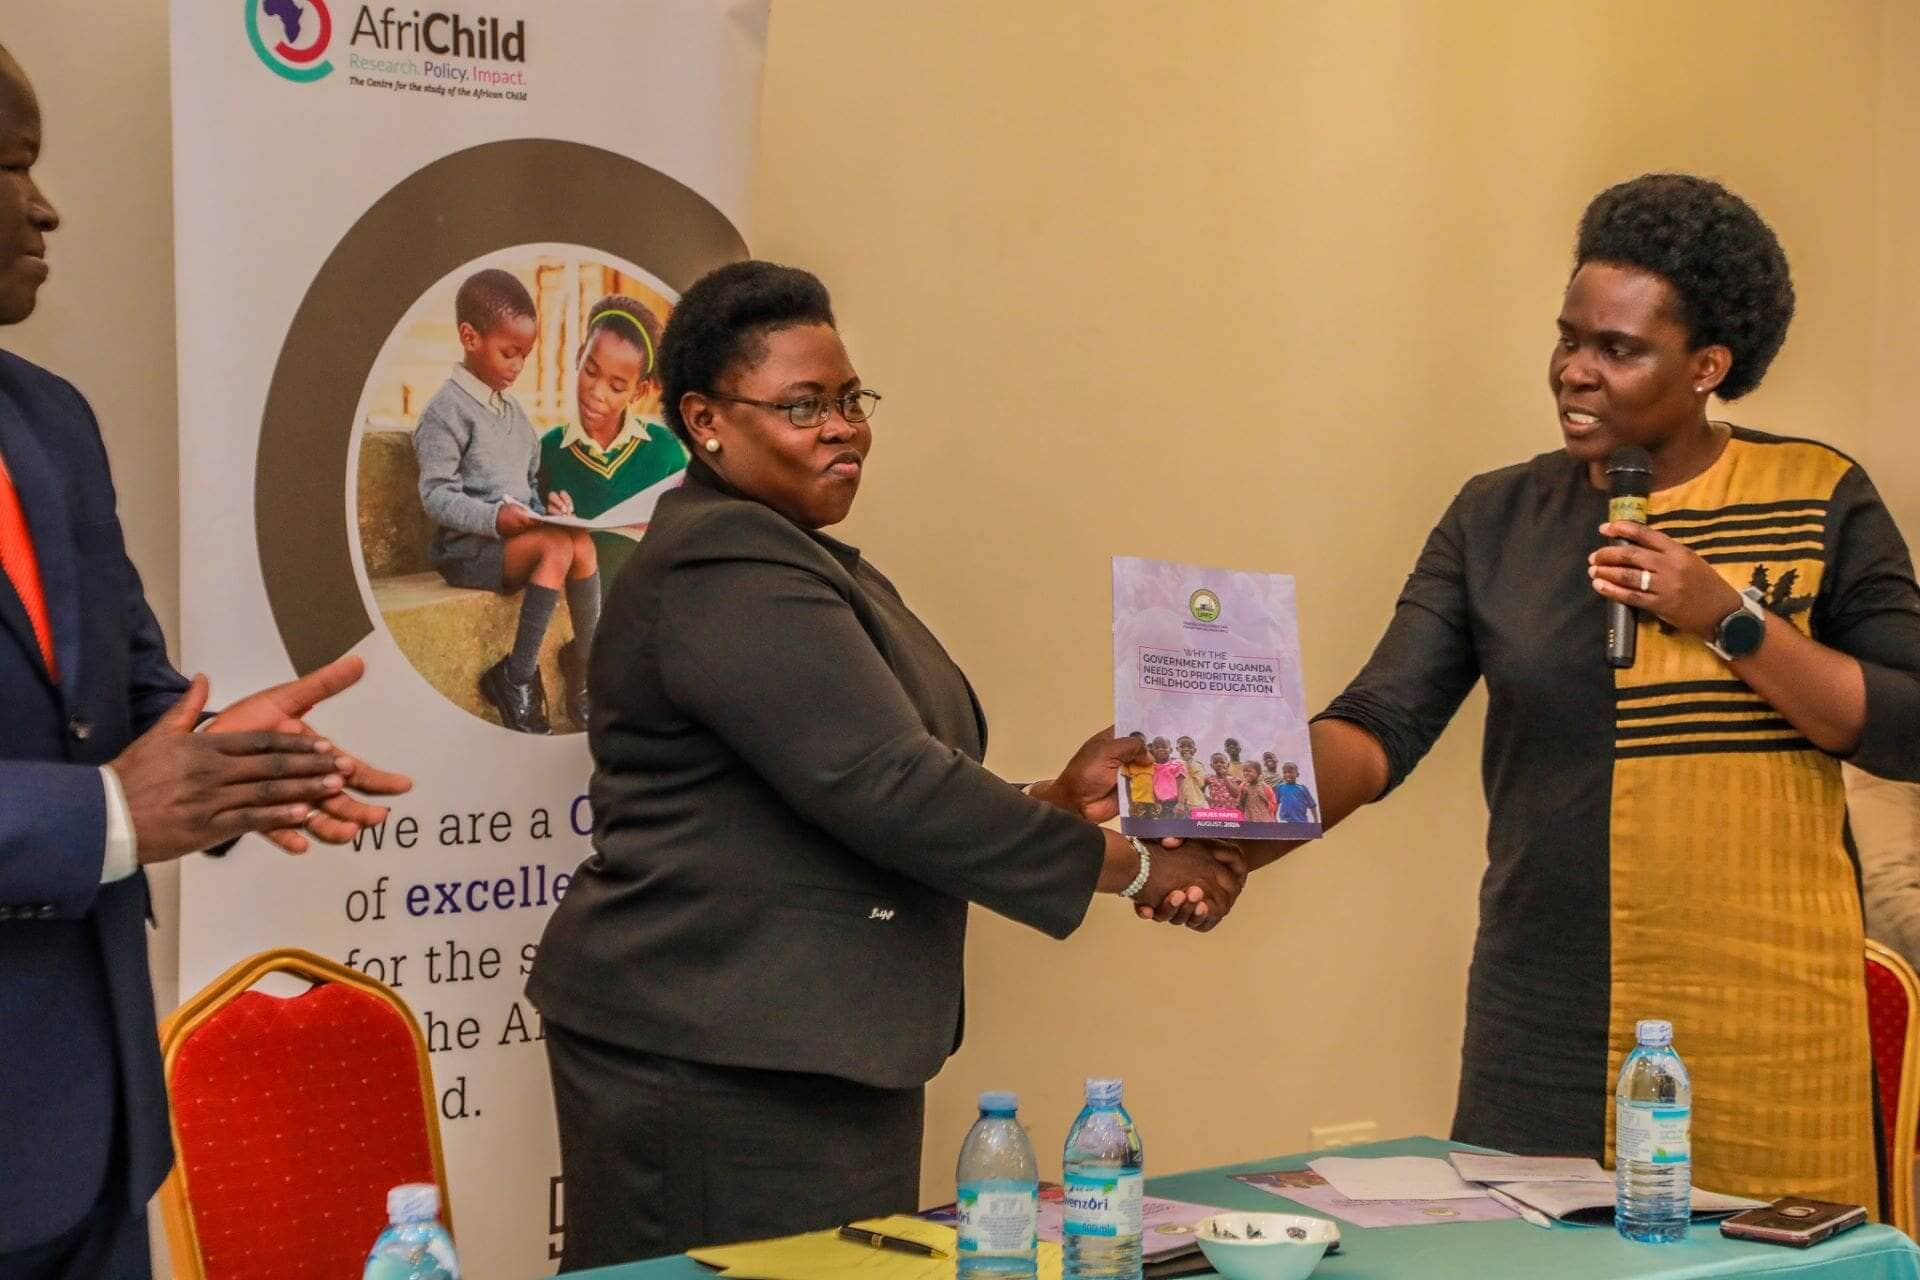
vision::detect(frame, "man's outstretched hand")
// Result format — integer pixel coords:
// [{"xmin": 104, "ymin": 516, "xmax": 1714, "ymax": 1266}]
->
[
  {"xmin": 204, "ymin": 655, "xmax": 413, "ymax": 852},
  {"xmin": 112, "ymin": 676, "xmax": 344, "ymax": 862}
]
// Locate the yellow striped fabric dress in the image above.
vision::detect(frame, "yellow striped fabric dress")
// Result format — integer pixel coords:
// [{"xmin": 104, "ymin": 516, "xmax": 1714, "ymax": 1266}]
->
[{"xmin": 1323, "ymin": 427, "xmax": 1920, "ymax": 1214}]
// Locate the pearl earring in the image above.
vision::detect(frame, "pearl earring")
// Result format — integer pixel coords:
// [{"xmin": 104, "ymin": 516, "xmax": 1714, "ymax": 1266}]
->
[
  {"xmin": 704, "ymin": 438, "xmax": 721, "ymax": 454},
  {"xmin": 1694, "ymin": 385, "xmax": 1706, "ymax": 395}
]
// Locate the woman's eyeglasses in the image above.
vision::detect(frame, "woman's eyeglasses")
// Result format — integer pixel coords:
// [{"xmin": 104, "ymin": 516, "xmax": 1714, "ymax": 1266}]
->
[{"xmin": 708, "ymin": 389, "xmax": 882, "ymax": 428}]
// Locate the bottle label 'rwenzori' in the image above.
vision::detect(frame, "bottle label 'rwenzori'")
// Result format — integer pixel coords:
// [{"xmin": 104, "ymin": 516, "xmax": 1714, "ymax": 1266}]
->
[{"xmin": 1062, "ymin": 1171, "xmax": 1144, "ymax": 1237}]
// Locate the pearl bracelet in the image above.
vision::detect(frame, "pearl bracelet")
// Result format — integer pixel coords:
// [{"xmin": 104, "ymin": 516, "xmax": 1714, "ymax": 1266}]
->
[{"xmin": 1119, "ymin": 836, "xmax": 1152, "ymax": 899}]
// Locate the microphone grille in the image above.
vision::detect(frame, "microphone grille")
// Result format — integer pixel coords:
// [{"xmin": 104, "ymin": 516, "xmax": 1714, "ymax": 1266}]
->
[
  {"xmin": 1606, "ymin": 445, "xmax": 1653, "ymax": 476},
  {"xmin": 1607, "ymin": 445, "xmax": 1653, "ymax": 499}
]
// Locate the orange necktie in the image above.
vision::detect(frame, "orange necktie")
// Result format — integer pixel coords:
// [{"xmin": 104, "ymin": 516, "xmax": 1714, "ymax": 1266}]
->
[{"xmin": 0, "ymin": 452, "xmax": 57, "ymax": 678}]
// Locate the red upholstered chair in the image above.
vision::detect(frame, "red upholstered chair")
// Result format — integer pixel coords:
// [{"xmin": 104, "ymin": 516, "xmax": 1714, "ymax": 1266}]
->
[
  {"xmin": 157, "ymin": 948, "xmax": 452, "ymax": 1280},
  {"xmin": 1865, "ymin": 939, "xmax": 1920, "ymax": 1236}
]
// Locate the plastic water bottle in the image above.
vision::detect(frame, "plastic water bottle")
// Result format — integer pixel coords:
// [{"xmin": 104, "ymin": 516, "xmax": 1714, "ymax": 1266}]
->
[
  {"xmin": 363, "ymin": 1183, "xmax": 459, "ymax": 1280},
  {"xmin": 1062, "ymin": 1078, "xmax": 1143, "ymax": 1280},
  {"xmin": 956, "ymin": 1090, "xmax": 1040, "ymax": 1280},
  {"xmin": 1615, "ymin": 1019, "xmax": 1692, "ymax": 1243}
]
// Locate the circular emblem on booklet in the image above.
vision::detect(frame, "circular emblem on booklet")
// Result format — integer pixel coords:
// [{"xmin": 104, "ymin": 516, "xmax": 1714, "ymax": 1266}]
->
[{"xmin": 1189, "ymin": 588, "xmax": 1222, "ymax": 622}]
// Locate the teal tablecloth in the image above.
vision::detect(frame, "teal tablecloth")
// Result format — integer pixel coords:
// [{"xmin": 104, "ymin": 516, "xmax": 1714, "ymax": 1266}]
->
[{"xmin": 562, "ymin": 1137, "xmax": 1920, "ymax": 1279}]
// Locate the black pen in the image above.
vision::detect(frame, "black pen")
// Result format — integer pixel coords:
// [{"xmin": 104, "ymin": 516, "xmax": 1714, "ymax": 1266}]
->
[{"xmin": 836, "ymin": 1225, "xmax": 951, "ymax": 1260}]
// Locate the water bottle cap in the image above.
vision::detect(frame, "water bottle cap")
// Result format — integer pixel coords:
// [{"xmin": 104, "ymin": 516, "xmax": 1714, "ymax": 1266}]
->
[
  {"xmin": 1084, "ymin": 1077, "xmax": 1123, "ymax": 1106},
  {"xmin": 978, "ymin": 1090, "xmax": 1018, "ymax": 1115},
  {"xmin": 387, "ymin": 1183, "xmax": 440, "ymax": 1223},
  {"xmin": 1636, "ymin": 1019, "xmax": 1673, "ymax": 1047}
]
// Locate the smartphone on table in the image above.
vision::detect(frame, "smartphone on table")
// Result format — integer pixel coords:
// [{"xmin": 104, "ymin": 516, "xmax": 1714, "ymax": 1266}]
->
[{"xmin": 1719, "ymin": 1198, "xmax": 1867, "ymax": 1247}]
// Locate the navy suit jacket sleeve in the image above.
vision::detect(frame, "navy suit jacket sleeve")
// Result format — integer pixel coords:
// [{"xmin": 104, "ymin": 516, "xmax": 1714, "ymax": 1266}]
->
[
  {"xmin": 0, "ymin": 764, "xmax": 110, "ymax": 918},
  {"xmin": 52, "ymin": 374, "xmax": 191, "ymax": 735},
  {"xmin": 106, "ymin": 497, "xmax": 191, "ymax": 738}
]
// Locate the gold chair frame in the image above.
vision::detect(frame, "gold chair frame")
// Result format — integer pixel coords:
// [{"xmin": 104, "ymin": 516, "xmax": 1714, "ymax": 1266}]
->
[
  {"xmin": 156, "ymin": 947, "xmax": 452, "ymax": 1280},
  {"xmin": 1868, "ymin": 939, "xmax": 1920, "ymax": 1236}
]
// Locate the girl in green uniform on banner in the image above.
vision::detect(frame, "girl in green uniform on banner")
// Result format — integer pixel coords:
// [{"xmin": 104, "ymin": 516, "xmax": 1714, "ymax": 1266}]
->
[{"xmin": 540, "ymin": 294, "xmax": 689, "ymax": 586}]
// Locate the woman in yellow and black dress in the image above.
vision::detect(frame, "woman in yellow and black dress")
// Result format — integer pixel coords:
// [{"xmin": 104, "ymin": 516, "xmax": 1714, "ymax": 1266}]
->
[{"xmin": 1264, "ymin": 174, "xmax": 1920, "ymax": 1209}]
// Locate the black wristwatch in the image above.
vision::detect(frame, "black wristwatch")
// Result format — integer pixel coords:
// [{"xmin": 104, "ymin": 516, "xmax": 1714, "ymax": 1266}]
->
[{"xmin": 1707, "ymin": 587, "xmax": 1768, "ymax": 661}]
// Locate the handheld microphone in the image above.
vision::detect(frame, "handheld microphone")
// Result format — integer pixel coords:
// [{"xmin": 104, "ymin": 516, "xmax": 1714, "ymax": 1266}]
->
[{"xmin": 1605, "ymin": 446, "xmax": 1653, "ymax": 669}]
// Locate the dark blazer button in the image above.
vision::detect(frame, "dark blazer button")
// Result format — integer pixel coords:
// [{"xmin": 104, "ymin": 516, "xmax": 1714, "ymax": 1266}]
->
[
  {"xmin": 68, "ymin": 717, "xmax": 93, "ymax": 742},
  {"xmin": 35, "ymin": 905, "xmax": 54, "ymax": 919},
  {"xmin": 0, "ymin": 906, "xmax": 14, "ymax": 921}
]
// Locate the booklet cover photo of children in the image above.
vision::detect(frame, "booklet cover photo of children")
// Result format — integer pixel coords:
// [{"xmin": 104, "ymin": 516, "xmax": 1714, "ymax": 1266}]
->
[{"xmin": 1113, "ymin": 555, "xmax": 1324, "ymax": 841}]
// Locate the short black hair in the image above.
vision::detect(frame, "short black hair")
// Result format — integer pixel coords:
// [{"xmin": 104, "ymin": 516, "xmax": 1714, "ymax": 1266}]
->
[
  {"xmin": 583, "ymin": 293, "xmax": 664, "ymax": 379},
  {"xmin": 454, "ymin": 267, "xmax": 536, "ymax": 336},
  {"xmin": 658, "ymin": 260, "xmax": 835, "ymax": 443},
  {"xmin": 1574, "ymin": 174, "xmax": 1793, "ymax": 400}
]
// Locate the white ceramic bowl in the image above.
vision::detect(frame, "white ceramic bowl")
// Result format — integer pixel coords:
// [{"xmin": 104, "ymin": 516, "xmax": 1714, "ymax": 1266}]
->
[{"xmin": 1192, "ymin": 1212, "xmax": 1340, "ymax": 1280}]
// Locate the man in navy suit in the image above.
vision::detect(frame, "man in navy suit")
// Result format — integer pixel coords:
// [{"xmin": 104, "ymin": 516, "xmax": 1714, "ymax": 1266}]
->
[{"xmin": 0, "ymin": 45, "xmax": 410, "ymax": 1279}]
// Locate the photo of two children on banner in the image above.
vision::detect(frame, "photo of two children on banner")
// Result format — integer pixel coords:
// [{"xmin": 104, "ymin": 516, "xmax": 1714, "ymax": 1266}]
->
[{"xmin": 411, "ymin": 267, "xmax": 685, "ymax": 735}]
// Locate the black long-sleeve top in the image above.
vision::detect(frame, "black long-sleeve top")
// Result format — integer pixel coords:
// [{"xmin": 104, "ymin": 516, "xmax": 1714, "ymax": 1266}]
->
[{"xmin": 1320, "ymin": 427, "xmax": 1920, "ymax": 1206}]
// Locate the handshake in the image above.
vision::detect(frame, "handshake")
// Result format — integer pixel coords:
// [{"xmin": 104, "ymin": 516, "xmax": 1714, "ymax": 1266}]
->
[{"xmin": 1028, "ymin": 728, "xmax": 1257, "ymax": 935}]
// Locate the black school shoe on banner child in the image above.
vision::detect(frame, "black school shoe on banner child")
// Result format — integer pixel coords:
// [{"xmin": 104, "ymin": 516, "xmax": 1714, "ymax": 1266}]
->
[
  {"xmin": 480, "ymin": 656, "xmax": 551, "ymax": 734},
  {"xmin": 558, "ymin": 639, "xmax": 590, "ymax": 727}
]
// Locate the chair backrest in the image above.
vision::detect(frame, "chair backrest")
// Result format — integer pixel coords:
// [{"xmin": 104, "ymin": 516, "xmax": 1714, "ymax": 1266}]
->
[
  {"xmin": 1864, "ymin": 939, "xmax": 1920, "ymax": 1236},
  {"xmin": 158, "ymin": 948, "xmax": 451, "ymax": 1280}
]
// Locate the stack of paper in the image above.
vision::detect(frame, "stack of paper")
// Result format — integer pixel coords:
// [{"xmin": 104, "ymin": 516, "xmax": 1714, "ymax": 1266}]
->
[
  {"xmin": 1443, "ymin": 1152, "xmax": 1765, "ymax": 1224},
  {"xmin": 1308, "ymin": 1156, "xmax": 1489, "ymax": 1202},
  {"xmin": 1446, "ymin": 1154, "xmax": 1610, "ymax": 1185},
  {"xmin": 1491, "ymin": 1181, "xmax": 1764, "ymax": 1224},
  {"xmin": 1232, "ymin": 1168, "xmax": 1517, "ymax": 1229}
]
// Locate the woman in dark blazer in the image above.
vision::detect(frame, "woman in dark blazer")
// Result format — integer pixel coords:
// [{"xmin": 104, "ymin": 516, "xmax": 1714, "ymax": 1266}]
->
[{"xmin": 527, "ymin": 261, "xmax": 1244, "ymax": 1268}]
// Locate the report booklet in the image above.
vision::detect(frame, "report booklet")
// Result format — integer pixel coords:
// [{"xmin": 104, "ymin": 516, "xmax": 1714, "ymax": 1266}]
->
[{"xmin": 1113, "ymin": 556, "xmax": 1323, "ymax": 841}]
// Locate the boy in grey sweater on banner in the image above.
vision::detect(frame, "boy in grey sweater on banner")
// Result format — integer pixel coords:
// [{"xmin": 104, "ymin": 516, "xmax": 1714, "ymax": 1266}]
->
[{"xmin": 413, "ymin": 268, "xmax": 600, "ymax": 734}]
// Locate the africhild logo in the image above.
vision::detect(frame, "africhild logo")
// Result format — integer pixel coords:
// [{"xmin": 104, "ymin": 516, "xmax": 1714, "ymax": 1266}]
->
[
  {"xmin": 247, "ymin": 0, "xmax": 336, "ymax": 82},
  {"xmin": 248, "ymin": 2, "xmax": 528, "ymax": 82}
]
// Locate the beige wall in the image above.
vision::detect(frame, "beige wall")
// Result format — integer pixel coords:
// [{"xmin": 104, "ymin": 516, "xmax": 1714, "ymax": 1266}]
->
[
  {"xmin": 1872, "ymin": 0, "xmax": 1920, "ymax": 532},
  {"xmin": 749, "ymin": 0, "xmax": 1919, "ymax": 1203},
  {"xmin": 3, "ymin": 0, "xmax": 1916, "ymax": 1244}
]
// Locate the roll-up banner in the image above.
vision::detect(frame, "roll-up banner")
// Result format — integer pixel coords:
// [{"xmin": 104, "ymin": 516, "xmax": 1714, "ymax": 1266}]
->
[{"xmin": 172, "ymin": 3, "xmax": 768, "ymax": 1269}]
